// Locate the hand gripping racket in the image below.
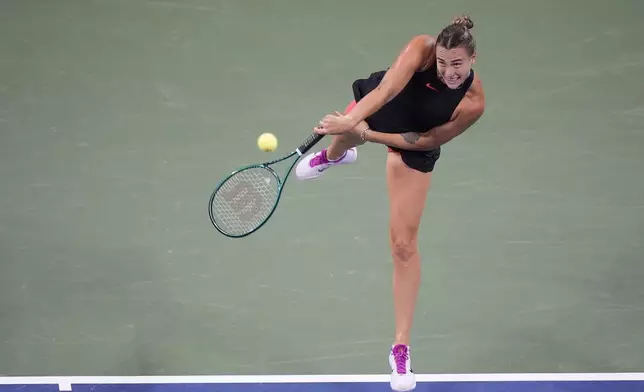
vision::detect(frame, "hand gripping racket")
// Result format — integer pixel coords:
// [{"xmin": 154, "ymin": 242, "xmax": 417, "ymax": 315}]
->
[{"xmin": 208, "ymin": 132, "xmax": 324, "ymax": 238}]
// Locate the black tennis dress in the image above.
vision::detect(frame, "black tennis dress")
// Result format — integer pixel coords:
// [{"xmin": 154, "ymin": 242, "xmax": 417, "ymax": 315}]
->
[{"xmin": 351, "ymin": 63, "xmax": 475, "ymax": 172}]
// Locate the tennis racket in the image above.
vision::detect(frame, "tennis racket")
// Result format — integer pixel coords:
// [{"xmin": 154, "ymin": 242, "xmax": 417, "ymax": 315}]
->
[{"xmin": 208, "ymin": 132, "xmax": 324, "ymax": 238}]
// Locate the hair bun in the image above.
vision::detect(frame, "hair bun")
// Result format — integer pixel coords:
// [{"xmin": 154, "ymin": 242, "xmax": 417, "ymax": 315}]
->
[{"xmin": 452, "ymin": 14, "xmax": 474, "ymax": 29}]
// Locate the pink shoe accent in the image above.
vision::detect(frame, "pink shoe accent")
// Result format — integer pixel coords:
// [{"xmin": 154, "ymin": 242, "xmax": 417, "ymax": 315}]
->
[
  {"xmin": 308, "ymin": 149, "xmax": 346, "ymax": 168},
  {"xmin": 392, "ymin": 344, "xmax": 409, "ymax": 374}
]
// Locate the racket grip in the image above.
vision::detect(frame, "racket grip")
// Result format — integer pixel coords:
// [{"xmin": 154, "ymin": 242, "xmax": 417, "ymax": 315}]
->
[{"xmin": 297, "ymin": 133, "xmax": 324, "ymax": 155}]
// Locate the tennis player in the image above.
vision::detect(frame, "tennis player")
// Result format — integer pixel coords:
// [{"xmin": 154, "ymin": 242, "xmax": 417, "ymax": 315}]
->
[{"xmin": 296, "ymin": 15, "xmax": 486, "ymax": 391}]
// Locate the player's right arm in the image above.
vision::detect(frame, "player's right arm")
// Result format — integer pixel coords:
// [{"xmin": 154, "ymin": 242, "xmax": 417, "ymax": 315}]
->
[{"xmin": 344, "ymin": 35, "xmax": 435, "ymax": 128}]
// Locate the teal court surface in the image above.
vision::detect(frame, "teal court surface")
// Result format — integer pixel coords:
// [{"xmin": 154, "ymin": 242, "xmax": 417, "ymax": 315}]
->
[{"xmin": 1, "ymin": 0, "xmax": 644, "ymax": 391}]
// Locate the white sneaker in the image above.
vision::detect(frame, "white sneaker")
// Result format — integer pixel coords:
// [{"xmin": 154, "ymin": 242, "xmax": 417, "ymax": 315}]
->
[
  {"xmin": 295, "ymin": 148, "xmax": 357, "ymax": 180},
  {"xmin": 389, "ymin": 344, "xmax": 416, "ymax": 391}
]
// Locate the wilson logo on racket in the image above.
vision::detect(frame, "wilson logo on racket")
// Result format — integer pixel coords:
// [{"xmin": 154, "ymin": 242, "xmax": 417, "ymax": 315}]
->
[{"xmin": 219, "ymin": 181, "xmax": 264, "ymax": 222}]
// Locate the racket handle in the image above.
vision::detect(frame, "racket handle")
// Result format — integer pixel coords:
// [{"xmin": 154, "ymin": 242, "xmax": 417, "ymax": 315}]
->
[{"xmin": 296, "ymin": 133, "xmax": 324, "ymax": 156}]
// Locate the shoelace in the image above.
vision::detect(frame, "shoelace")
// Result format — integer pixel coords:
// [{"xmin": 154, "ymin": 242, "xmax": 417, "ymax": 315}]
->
[
  {"xmin": 393, "ymin": 346, "xmax": 408, "ymax": 374},
  {"xmin": 308, "ymin": 150, "xmax": 329, "ymax": 167},
  {"xmin": 309, "ymin": 150, "xmax": 348, "ymax": 168}
]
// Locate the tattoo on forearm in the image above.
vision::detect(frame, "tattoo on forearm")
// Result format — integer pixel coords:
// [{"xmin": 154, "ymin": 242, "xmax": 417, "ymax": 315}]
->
[{"xmin": 401, "ymin": 132, "xmax": 420, "ymax": 144}]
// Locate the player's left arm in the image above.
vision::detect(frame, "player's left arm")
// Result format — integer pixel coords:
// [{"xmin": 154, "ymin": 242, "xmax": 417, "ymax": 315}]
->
[{"xmin": 359, "ymin": 77, "xmax": 486, "ymax": 151}]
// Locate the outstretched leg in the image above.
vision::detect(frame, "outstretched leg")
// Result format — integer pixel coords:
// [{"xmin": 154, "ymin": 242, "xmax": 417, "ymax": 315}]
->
[
  {"xmin": 386, "ymin": 151, "xmax": 432, "ymax": 392},
  {"xmin": 325, "ymin": 131, "xmax": 365, "ymax": 161},
  {"xmin": 326, "ymin": 100, "xmax": 365, "ymax": 160},
  {"xmin": 295, "ymin": 100, "xmax": 364, "ymax": 180}
]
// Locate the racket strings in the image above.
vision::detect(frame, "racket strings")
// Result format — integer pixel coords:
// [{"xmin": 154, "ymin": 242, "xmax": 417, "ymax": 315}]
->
[{"xmin": 212, "ymin": 167, "xmax": 279, "ymax": 236}]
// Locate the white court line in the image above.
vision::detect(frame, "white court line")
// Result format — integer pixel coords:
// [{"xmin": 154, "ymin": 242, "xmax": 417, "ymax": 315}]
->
[{"xmin": 1, "ymin": 373, "xmax": 644, "ymax": 388}]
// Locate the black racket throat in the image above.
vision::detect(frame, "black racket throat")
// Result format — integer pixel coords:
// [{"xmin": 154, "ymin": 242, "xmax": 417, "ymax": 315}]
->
[{"xmin": 296, "ymin": 133, "xmax": 324, "ymax": 157}]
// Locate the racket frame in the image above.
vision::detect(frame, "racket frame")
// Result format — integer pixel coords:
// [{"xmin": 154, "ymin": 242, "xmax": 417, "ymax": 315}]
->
[{"xmin": 208, "ymin": 133, "xmax": 323, "ymax": 238}]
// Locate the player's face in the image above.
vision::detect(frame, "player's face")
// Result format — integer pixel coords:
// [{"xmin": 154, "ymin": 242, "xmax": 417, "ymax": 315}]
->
[{"xmin": 436, "ymin": 45, "xmax": 475, "ymax": 89}]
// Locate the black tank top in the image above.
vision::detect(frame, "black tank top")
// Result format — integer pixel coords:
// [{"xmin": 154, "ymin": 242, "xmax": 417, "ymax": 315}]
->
[{"xmin": 352, "ymin": 63, "xmax": 474, "ymax": 135}]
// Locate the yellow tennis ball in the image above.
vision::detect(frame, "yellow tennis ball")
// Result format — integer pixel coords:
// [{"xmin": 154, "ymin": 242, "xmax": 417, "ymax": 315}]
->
[{"xmin": 257, "ymin": 133, "xmax": 277, "ymax": 152}]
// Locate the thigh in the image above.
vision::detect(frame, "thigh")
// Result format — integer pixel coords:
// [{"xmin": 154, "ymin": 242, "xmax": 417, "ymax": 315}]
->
[{"xmin": 386, "ymin": 152, "xmax": 432, "ymax": 239}]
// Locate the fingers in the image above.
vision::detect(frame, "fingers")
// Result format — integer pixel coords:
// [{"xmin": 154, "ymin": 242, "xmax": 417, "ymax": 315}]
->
[
  {"xmin": 313, "ymin": 110, "xmax": 351, "ymax": 134},
  {"xmin": 314, "ymin": 125, "xmax": 340, "ymax": 135},
  {"xmin": 313, "ymin": 126, "xmax": 327, "ymax": 135},
  {"xmin": 320, "ymin": 113, "xmax": 345, "ymax": 126}
]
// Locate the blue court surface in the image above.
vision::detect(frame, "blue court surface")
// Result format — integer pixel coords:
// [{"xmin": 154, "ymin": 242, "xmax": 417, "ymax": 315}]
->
[{"xmin": 2, "ymin": 374, "xmax": 644, "ymax": 392}]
